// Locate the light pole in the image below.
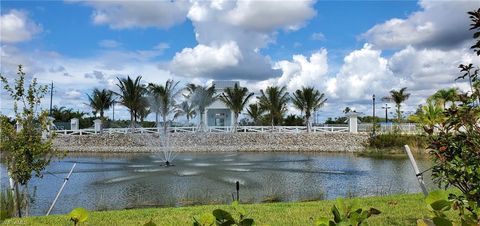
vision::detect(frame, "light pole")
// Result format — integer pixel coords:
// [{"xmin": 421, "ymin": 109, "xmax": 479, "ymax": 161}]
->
[
  {"xmin": 372, "ymin": 94, "xmax": 376, "ymax": 136},
  {"xmin": 382, "ymin": 104, "xmax": 391, "ymax": 123}
]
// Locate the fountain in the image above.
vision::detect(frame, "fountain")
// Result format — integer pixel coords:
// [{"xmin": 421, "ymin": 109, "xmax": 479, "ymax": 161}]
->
[{"xmin": 159, "ymin": 126, "xmax": 177, "ymax": 167}]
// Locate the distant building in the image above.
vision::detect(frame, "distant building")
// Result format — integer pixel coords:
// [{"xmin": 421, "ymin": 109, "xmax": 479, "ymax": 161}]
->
[{"xmin": 205, "ymin": 81, "xmax": 239, "ymax": 127}]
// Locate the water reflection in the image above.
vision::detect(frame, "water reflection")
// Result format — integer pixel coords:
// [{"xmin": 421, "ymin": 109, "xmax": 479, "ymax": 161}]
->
[{"xmin": 0, "ymin": 152, "xmax": 433, "ymax": 215}]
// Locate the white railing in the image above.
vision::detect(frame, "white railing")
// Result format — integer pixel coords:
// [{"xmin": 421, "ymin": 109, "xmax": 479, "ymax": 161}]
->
[
  {"xmin": 52, "ymin": 125, "xmax": 350, "ymax": 136},
  {"xmin": 358, "ymin": 123, "xmax": 419, "ymax": 133}
]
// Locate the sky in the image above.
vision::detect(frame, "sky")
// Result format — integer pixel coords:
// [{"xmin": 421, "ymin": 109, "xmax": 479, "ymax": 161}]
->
[{"xmin": 1, "ymin": 0, "xmax": 479, "ymax": 123}]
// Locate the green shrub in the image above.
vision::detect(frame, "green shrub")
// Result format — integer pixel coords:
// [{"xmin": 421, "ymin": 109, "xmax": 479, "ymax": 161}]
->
[
  {"xmin": 193, "ymin": 201, "xmax": 254, "ymax": 226},
  {"xmin": 417, "ymin": 190, "xmax": 479, "ymax": 226},
  {"xmin": 367, "ymin": 133, "xmax": 428, "ymax": 151},
  {"xmin": 316, "ymin": 198, "xmax": 381, "ymax": 226}
]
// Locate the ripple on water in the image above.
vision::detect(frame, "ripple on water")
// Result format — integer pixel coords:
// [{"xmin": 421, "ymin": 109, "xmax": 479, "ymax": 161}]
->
[
  {"xmin": 221, "ymin": 177, "xmax": 246, "ymax": 185},
  {"xmin": 224, "ymin": 168, "xmax": 252, "ymax": 172},
  {"xmin": 176, "ymin": 170, "xmax": 200, "ymax": 176},
  {"xmin": 190, "ymin": 163, "xmax": 214, "ymax": 167},
  {"xmin": 222, "ymin": 158, "xmax": 234, "ymax": 162},
  {"xmin": 103, "ymin": 175, "xmax": 144, "ymax": 184},
  {"xmin": 134, "ymin": 168, "xmax": 166, "ymax": 173},
  {"xmin": 229, "ymin": 162, "xmax": 253, "ymax": 166},
  {"xmin": 128, "ymin": 164, "xmax": 155, "ymax": 168}
]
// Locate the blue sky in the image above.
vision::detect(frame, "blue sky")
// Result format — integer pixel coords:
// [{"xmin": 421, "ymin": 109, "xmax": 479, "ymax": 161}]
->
[
  {"xmin": 1, "ymin": 0, "xmax": 479, "ymax": 122},
  {"xmin": 3, "ymin": 1, "xmax": 418, "ymax": 60}
]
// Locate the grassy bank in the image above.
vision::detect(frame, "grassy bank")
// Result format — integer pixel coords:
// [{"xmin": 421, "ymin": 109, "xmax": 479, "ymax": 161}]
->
[{"xmin": 2, "ymin": 193, "xmax": 434, "ymax": 226}]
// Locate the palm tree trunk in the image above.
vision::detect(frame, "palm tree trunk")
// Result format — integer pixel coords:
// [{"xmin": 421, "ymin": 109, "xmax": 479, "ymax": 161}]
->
[
  {"xmin": 163, "ymin": 114, "xmax": 168, "ymax": 135},
  {"xmin": 232, "ymin": 113, "xmax": 238, "ymax": 133},
  {"xmin": 199, "ymin": 110, "xmax": 205, "ymax": 132},
  {"xmin": 130, "ymin": 110, "xmax": 135, "ymax": 130},
  {"xmin": 155, "ymin": 112, "xmax": 159, "ymax": 128},
  {"xmin": 306, "ymin": 116, "xmax": 311, "ymax": 132}
]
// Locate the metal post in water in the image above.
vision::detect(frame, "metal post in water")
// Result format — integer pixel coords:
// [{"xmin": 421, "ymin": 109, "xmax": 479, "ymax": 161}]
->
[
  {"xmin": 236, "ymin": 181, "xmax": 240, "ymax": 202},
  {"xmin": 46, "ymin": 163, "xmax": 76, "ymax": 216},
  {"xmin": 404, "ymin": 145, "xmax": 428, "ymax": 197}
]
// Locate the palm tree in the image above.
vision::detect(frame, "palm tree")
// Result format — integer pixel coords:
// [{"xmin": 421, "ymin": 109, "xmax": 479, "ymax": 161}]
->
[
  {"xmin": 257, "ymin": 86, "xmax": 289, "ymax": 128},
  {"xmin": 174, "ymin": 101, "xmax": 196, "ymax": 125},
  {"xmin": 219, "ymin": 83, "xmax": 254, "ymax": 132},
  {"xmin": 291, "ymin": 87, "xmax": 327, "ymax": 132},
  {"xmin": 189, "ymin": 84, "xmax": 217, "ymax": 132},
  {"xmin": 147, "ymin": 79, "xmax": 181, "ymax": 134},
  {"xmin": 246, "ymin": 104, "xmax": 264, "ymax": 126},
  {"xmin": 115, "ymin": 76, "xmax": 146, "ymax": 129},
  {"xmin": 409, "ymin": 100, "xmax": 445, "ymax": 135},
  {"xmin": 87, "ymin": 88, "xmax": 114, "ymax": 120},
  {"xmin": 429, "ymin": 88, "xmax": 459, "ymax": 109},
  {"xmin": 382, "ymin": 87, "xmax": 410, "ymax": 124}
]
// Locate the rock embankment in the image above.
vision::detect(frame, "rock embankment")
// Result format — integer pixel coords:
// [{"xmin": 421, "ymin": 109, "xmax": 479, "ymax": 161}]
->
[{"xmin": 53, "ymin": 132, "xmax": 369, "ymax": 153}]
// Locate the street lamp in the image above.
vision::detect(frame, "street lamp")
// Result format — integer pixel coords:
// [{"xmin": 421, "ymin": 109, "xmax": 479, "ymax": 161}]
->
[
  {"xmin": 382, "ymin": 104, "xmax": 391, "ymax": 123},
  {"xmin": 372, "ymin": 94, "xmax": 376, "ymax": 136}
]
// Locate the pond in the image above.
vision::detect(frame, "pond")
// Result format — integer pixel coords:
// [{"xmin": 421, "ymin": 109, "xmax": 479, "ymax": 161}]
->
[{"xmin": 0, "ymin": 152, "xmax": 434, "ymax": 216}]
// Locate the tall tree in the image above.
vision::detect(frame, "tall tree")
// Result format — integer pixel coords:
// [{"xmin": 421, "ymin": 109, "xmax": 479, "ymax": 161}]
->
[
  {"xmin": 174, "ymin": 101, "xmax": 196, "ymax": 125},
  {"xmin": 115, "ymin": 76, "xmax": 146, "ymax": 129},
  {"xmin": 147, "ymin": 79, "xmax": 181, "ymax": 134},
  {"xmin": 219, "ymin": 83, "xmax": 254, "ymax": 132},
  {"xmin": 257, "ymin": 86, "xmax": 289, "ymax": 127},
  {"xmin": 0, "ymin": 65, "xmax": 58, "ymax": 217},
  {"xmin": 246, "ymin": 104, "xmax": 264, "ymax": 126},
  {"xmin": 189, "ymin": 84, "xmax": 217, "ymax": 132},
  {"xmin": 382, "ymin": 87, "xmax": 411, "ymax": 124},
  {"xmin": 86, "ymin": 88, "xmax": 114, "ymax": 120},
  {"xmin": 428, "ymin": 88, "xmax": 459, "ymax": 109},
  {"xmin": 291, "ymin": 87, "xmax": 327, "ymax": 132}
]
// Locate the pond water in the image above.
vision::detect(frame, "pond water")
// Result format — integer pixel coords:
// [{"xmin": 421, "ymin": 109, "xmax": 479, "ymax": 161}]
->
[{"xmin": 0, "ymin": 152, "xmax": 434, "ymax": 216}]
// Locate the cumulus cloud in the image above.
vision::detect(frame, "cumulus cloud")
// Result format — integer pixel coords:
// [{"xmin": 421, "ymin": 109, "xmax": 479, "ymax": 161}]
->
[
  {"xmin": 0, "ymin": 9, "xmax": 42, "ymax": 43},
  {"xmin": 82, "ymin": 0, "xmax": 191, "ymax": 29},
  {"xmin": 328, "ymin": 44, "xmax": 402, "ymax": 101},
  {"xmin": 361, "ymin": 0, "xmax": 478, "ymax": 49},
  {"xmin": 169, "ymin": 1, "xmax": 316, "ymax": 80},
  {"xmin": 224, "ymin": 0, "xmax": 316, "ymax": 32},
  {"xmin": 170, "ymin": 42, "xmax": 242, "ymax": 77},
  {"xmin": 274, "ymin": 49, "xmax": 329, "ymax": 91}
]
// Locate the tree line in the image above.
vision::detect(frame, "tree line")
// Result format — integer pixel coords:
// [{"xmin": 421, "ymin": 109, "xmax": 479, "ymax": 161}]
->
[{"xmin": 86, "ymin": 77, "xmax": 328, "ymax": 132}]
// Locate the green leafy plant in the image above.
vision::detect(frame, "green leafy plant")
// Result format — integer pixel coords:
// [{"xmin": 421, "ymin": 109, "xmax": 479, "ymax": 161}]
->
[
  {"xmin": 68, "ymin": 208, "xmax": 88, "ymax": 226},
  {"xmin": 316, "ymin": 198, "xmax": 381, "ymax": 226},
  {"xmin": 417, "ymin": 190, "xmax": 479, "ymax": 226},
  {"xmin": 0, "ymin": 65, "xmax": 60, "ymax": 217},
  {"xmin": 193, "ymin": 201, "xmax": 254, "ymax": 226}
]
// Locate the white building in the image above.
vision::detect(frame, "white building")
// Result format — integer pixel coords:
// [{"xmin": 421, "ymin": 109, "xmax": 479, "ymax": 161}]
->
[{"xmin": 204, "ymin": 81, "xmax": 239, "ymax": 127}]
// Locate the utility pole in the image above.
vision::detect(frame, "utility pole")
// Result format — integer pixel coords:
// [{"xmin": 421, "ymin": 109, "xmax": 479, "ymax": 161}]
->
[
  {"xmin": 372, "ymin": 94, "xmax": 376, "ymax": 136},
  {"xmin": 112, "ymin": 101, "xmax": 115, "ymax": 121},
  {"xmin": 49, "ymin": 82, "xmax": 53, "ymax": 116},
  {"xmin": 382, "ymin": 104, "xmax": 391, "ymax": 123}
]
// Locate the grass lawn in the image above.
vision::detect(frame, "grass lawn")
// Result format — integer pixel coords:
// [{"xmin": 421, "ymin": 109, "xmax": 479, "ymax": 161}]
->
[{"xmin": 1, "ymin": 193, "xmax": 432, "ymax": 226}]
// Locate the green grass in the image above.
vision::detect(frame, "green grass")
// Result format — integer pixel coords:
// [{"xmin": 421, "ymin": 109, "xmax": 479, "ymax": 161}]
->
[{"xmin": 0, "ymin": 193, "xmax": 435, "ymax": 226}]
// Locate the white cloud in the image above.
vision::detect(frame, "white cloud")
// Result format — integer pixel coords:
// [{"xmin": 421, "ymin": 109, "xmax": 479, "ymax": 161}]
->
[
  {"xmin": 170, "ymin": 41, "xmax": 242, "ymax": 77},
  {"xmin": 275, "ymin": 49, "xmax": 329, "ymax": 91},
  {"xmin": 98, "ymin": 39, "xmax": 121, "ymax": 48},
  {"xmin": 82, "ymin": 0, "xmax": 191, "ymax": 29},
  {"xmin": 0, "ymin": 9, "xmax": 42, "ymax": 43},
  {"xmin": 361, "ymin": 0, "xmax": 478, "ymax": 49},
  {"xmin": 328, "ymin": 44, "xmax": 401, "ymax": 101},
  {"xmin": 224, "ymin": 0, "xmax": 316, "ymax": 32}
]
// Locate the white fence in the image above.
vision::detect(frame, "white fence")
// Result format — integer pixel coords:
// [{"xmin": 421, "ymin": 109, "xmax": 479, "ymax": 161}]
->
[
  {"xmin": 358, "ymin": 123, "xmax": 419, "ymax": 133},
  {"xmin": 52, "ymin": 125, "xmax": 349, "ymax": 135},
  {"xmin": 51, "ymin": 123, "xmax": 419, "ymax": 136}
]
